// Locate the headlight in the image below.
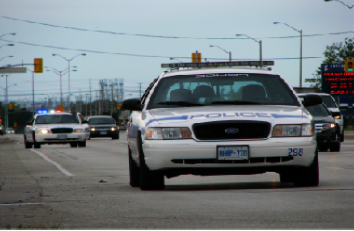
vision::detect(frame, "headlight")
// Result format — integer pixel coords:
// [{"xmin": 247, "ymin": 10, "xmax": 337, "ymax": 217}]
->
[
  {"xmin": 111, "ymin": 127, "xmax": 116, "ymax": 131},
  {"xmin": 333, "ymin": 115, "xmax": 341, "ymax": 119},
  {"xmin": 73, "ymin": 129, "xmax": 84, "ymax": 133},
  {"xmin": 145, "ymin": 127, "xmax": 192, "ymax": 140},
  {"xmin": 322, "ymin": 123, "xmax": 335, "ymax": 131},
  {"xmin": 272, "ymin": 124, "xmax": 314, "ymax": 137},
  {"xmin": 91, "ymin": 128, "xmax": 95, "ymax": 131},
  {"xmin": 35, "ymin": 129, "xmax": 50, "ymax": 134}
]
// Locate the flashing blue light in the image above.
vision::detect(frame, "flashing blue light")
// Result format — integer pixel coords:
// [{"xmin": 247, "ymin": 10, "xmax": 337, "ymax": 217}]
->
[{"xmin": 37, "ymin": 109, "xmax": 48, "ymax": 114}]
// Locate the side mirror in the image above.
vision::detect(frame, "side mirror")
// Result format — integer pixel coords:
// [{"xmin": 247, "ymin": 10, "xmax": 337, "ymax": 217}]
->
[
  {"xmin": 302, "ymin": 95, "xmax": 322, "ymax": 107},
  {"xmin": 26, "ymin": 121, "xmax": 33, "ymax": 126},
  {"xmin": 122, "ymin": 98, "xmax": 142, "ymax": 111},
  {"xmin": 331, "ymin": 111, "xmax": 341, "ymax": 118}
]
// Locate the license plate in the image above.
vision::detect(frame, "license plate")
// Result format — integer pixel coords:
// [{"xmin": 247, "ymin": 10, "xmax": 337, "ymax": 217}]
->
[
  {"xmin": 100, "ymin": 131, "xmax": 107, "ymax": 135},
  {"xmin": 217, "ymin": 146, "xmax": 249, "ymax": 160},
  {"xmin": 57, "ymin": 134, "xmax": 67, "ymax": 140}
]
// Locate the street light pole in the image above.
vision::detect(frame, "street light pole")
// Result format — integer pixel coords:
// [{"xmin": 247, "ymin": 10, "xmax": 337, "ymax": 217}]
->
[
  {"xmin": 0, "ymin": 56, "xmax": 14, "ymax": 62},
  {"xmin": 52, "ymin": 53, "xmax": 86, "ymax": 111},
  {"xmin": 324, "ymin": 0, "xmax": 354, "ymax": 8},
  {"xmin": 273, "ymin": 22, "xmax": 303, "ymax": 87},
  {"xmin": 235, "ymin": 34, "xmax": 262, "ymax": 67},
  {"xmin": 46, "ymin": 67, "xmax": 77, "ymax": 111},
  {"xmin": 209, "ymin": 45, "xmax": 232, "ymax": 61}
]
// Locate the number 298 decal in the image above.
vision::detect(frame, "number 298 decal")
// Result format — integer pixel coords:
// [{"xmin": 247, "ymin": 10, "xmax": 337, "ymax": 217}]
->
[{"xmin": 288, "ymin": 148, "xmax": 303, "ymax": 156}]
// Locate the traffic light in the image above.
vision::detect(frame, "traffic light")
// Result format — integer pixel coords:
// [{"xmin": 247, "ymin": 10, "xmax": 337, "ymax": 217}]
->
[
  {"xmin": 59, "ymin": 104, "xmax": 64, "ymax": 111},
  {"xmin": 8, "ymin": 103, "xmax": 14, "ymax": 111},
  {"xmin": 117, "ymin": 104, "xmax": 121, "ymax": 110},
  {"xmin": 0, "ymin": 119, "xmax": 2, "ymax": 124},
  {"xmin": 192, "ymin": 52, "xmax": 202, "ymax": 63},
  {"xmin": 345, "ymin": 60, "xmax": 354, "ymax": 73},
  {"xmin": 34, "ymin": 58, "xmax": 43, "ymax": 73}
]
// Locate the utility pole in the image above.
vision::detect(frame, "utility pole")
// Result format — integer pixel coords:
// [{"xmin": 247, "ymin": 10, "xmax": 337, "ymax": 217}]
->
[
  {"xmin": 89, "ymin": 79, "xmax": 92, "ymax": 116},
  {"xmin": 139, "ymin": 82, "xmax": 142, "ymax": 98}
]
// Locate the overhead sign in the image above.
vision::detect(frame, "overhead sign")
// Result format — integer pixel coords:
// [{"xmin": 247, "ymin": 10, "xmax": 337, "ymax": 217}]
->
[
  {"xmin": 321, "ymin": 63, "xmax": 354, "ymax": 95},
  {"xmin": 0, "ymin": 67, "xmax": 27, "ymax": 73}
]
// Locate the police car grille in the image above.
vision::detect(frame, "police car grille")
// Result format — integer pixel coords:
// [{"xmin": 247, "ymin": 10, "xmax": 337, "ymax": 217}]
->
[
  {"xmin": 193, "ymin": 121, "xmax": 271, "ymax": 140},
  {"xmin": 51, "ymin": 128, "xmax": 73, "ymax": 134}
]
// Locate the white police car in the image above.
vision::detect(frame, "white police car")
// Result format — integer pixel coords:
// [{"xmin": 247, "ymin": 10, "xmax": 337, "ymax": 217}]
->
[
  {"xmin": 123, "ymin": 61, "xmax": 322, "ymax": 190},
  {"xmin": 23, "ymin": 112, "xmax": 88, "ymax": 149}
]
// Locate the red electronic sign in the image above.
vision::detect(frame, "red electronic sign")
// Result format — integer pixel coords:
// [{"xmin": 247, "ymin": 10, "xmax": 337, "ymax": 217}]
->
[{"xmin": 321, "ymin": 64, "xmax": 354, "ymax": 95}]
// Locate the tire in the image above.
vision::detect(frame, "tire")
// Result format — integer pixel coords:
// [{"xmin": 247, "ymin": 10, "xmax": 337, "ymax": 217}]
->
[
  {"xmin": 23, "ymin": 135, "xmax": 32, "ymax": 149},
  {"xmin": 70, "ymin": 142, "xmax": 78, "ymax": 148},
  {"xmin": 137, "ymin": 132, "xmax": 164, "ymax": 190},
  {"xmin": 78, "ymin": 140, "xmax": 86, "ymax": 147},
  {"xmin": 279, "ymin": 172, "xmax": 294, "ymax": 183},
  {"xmin": 330, "ymin": 141, "xmax": 341, "ymax": 152},
  {"xmin": 294, "ymin": 149, "xmax": 319, "ymax": 187},
  {"xmin": 32, "ymin": 132, "xmax": 41, "ymax": 149},
  {"xmin": 112, "ymin": 133, "xmax": 119, "ymax": 140},
  {"xmin": 128, "ymin": 147, "xmax": 140, "ymax": 187},
  {"xmin": 340, "ymin": 131, "xmax": 344, "ymax": 142},
  {"xmin": 318, "ymin": 145, "xmax": 328, "ymax": 152},
  {"xmin": 33, "ymin": 142, "xmax": 41, "ymax": 149}
]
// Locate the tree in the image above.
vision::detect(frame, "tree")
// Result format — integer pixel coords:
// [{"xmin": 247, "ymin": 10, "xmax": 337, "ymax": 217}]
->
[{"xmin": 306, "ymin": 37, "xmax": 354, "ymax": 88}]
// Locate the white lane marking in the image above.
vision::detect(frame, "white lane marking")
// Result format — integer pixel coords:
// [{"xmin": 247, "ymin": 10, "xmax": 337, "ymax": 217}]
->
[
  {"xmin": 30, "ymin": 149, "xmax": 75, "ymax": 177},
  {"xmin": 0, "ymin": 202, "xmax": 45, "ymax": 206}
]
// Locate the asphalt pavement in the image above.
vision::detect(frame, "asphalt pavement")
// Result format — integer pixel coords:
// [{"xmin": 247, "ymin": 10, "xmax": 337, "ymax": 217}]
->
[{"xmin": 1, "ymin": 131, "xmax": 354, "ymax": 228}]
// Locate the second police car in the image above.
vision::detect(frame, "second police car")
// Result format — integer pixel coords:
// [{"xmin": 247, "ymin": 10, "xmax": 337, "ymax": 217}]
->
[
  {"xmin": 123, "ymin": 61, "xmax": 322, "ymax": 190},
  {"xmin": 24, "ymin": 112, "xmax": 88, "ymax": 148}
]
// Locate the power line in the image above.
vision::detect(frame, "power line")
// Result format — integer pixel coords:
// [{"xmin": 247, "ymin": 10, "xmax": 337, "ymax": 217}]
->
[
  {"xmin": 0, "ymin": 38, "xmax": 324, "ymax": 60},
  {"xmin": 1, "ymin": 16, "xmax": 353, "ymax": 40}
]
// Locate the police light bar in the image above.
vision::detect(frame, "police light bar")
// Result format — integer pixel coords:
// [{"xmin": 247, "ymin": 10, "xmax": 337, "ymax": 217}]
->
[
  {"xmin": 161, "ymin": 61, "xmax": 274, "ymax": 69},
  {"xmin": 37, "ymin": 109, "xmax": 48, "ymax": 114}
]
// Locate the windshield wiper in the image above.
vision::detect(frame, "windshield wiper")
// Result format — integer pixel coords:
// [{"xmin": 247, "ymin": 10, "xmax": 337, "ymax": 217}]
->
[
  {"xmin": 211, "ymin": 100, "xmax": 264, "ymax": 105},
  {"xmin": 157, "ymin": 101, "xmax": 205, "ymax": 107}
]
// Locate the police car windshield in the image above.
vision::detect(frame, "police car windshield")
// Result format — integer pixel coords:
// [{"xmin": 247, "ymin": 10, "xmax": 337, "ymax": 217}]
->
[
  {"xmin": 147, "ymin": 74, "xmax": 300, "ymax": 109},
  {"xmin": 305, "ymin": 104, "xmax": 331, "ymax": 117},
  {"xmin": 35, "ymin": 115, "xmax": 79, "ymax": 124},
  {"xmin": 88, "ymin": 117, "xmax": 115, "ymax": 125},
  {"xmin": 321, "ymin": 96, "xmax": 337, "ymax": 108}
]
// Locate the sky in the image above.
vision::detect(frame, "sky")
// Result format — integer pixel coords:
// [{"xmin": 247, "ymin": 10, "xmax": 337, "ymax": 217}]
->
[{"xmin": 0, "ymin": 0, "xmax": 353, "ymax": 105}]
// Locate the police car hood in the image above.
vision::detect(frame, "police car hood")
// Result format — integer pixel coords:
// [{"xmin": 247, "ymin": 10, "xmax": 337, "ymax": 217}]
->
[{"xmin": 147, "ymin": 105, "xmax": 310, "ymax": 126}]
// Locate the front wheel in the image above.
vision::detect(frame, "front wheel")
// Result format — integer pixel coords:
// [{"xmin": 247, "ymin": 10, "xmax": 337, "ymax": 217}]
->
[
  {"xmin": 23, "ymin": 135, "xmax": 32, "ymax": 149},
  {"xmin": 330, "ymin": 141, "xmax": 340, "ymax": 152},
  {"xmin": 138, "ymin": 133, "xmax": 164, "ymax": 190},
  {"xmin": 279, "ymin": 172, "xmax": 294, "ymax": 183},
  {"xmin": 32, "ymin": 132, "xmax": 41, "ymax": 149},
  {"xmin": 129, "ymin": 147, "xmax": 140, "ymax": 187},
  {"xmin": 294, "ymin": 150, "xmax": 319, "ymax": 187},
  {"xmin": 70, "ymin": 142, "xmax": 78, "ymax": 148},
  {"xmin": 78, "ymin": 140, "xmax": 86, "ymax": 147}
]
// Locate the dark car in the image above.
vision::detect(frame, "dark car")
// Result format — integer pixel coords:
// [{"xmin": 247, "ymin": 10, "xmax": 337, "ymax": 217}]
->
[
  {"xmin": 305, "ymin": 103, "xmax": 341, "ymax": 152},
  {"xmin": 87, "ymin": 116, "xmax": 119, "ymax": 140}
]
